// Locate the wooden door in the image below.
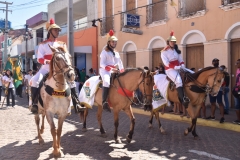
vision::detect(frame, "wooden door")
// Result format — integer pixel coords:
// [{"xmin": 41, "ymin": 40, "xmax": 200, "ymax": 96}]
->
[
  {"xmin": 231, "ymin": 39, "xmax": 240, "ymax": 107},
  {"xmin": 186, "ymin": 44, "xmax": 204, "ymax": 72},
  {"xmin": 152, "ymin": 48, "xmax": 163, "ymax": 71},
  {"xmin": 126, "ymin": 51, "xmax": 136, "ymax": 68}
]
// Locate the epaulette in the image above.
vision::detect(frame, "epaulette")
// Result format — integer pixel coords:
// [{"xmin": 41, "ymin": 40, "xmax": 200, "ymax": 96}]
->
[
  {"xmin": 161, "ymin": 45, "xmax": 171, "ymax": 52},
  {"xmin": 57, "ymin": 41, "xmax": 65, "ymax": 44}
]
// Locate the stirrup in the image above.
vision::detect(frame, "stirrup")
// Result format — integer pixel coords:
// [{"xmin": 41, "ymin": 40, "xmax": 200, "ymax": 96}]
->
[
  {"xmin": 103, "ymin": 102, "xmax": 111, "ymax": 113},
  {"xmin": 77, "ymin": 104, "xmax": 86, "ymax": 112},
  {"xmin": 183, "ymin": 96, "xmax": 190, "ymax": 102}
]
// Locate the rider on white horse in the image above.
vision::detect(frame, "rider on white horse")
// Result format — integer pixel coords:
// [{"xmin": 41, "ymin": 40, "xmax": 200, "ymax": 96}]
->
[
  {"xmin": 30, "ymin": 18, "xmax": 85, "ymax": 114},
  {"xmin": 99, "ymin": 30, "xmax": 124, "ymax": 112},
  {"xmin": 161, "ymin": 31, "xmax": 189, "ymax": 108}
]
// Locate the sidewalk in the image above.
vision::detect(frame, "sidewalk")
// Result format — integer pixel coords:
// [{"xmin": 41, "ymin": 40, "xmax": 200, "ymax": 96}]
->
[{"xmin": 132, "ymin": 103, "xmax": 240, "ymax": 133}]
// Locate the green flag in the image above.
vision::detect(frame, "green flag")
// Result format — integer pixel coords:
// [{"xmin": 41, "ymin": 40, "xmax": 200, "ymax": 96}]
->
[
  {"xmin": 4, "ymin": 56, "xmax": 13, "ymax": 71},
  {"xmin": 13, "ymin": 57, "xmax": 23, "ymax": 88}
]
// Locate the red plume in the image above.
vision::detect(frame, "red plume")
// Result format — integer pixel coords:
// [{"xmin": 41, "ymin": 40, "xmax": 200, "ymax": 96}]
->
[
  {"xmin": 50, "ymin": 18, "xmax": 55, "ymax": 25},
  {"xmin": 170, "ymin": 30, "xmax": 174, "ymax": 36},
  {"xmin": 109, "ymin": 30, "xmax": 114, "ymax": 36}
]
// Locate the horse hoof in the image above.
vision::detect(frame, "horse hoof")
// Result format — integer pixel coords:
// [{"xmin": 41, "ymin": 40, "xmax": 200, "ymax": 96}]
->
[
  {"xmin": 159, "ymin": 126, "xmax": 166, "ymax": 134},
  {"xmin": 100, "ymin": 133, "xmax": 107, "ymax": 138},
  {"xmin": 39, "ymin": 139, "xmax": 44, "ymax": 145},
  {"xmin": 82, "ymin": 128, "xmax": 87, "ymax": 132},
  {"xmin": 126, "ymin": 136, "xmax": 132, "ymax": 143},
  {"xmin": 184, "ymin": 129, "xmax": 188, "ymax": 136},
  {"xmin": 115, "ymin": 138, "xmax": 122, "ymax": 144},
  {"xmin": 148, "ymin": 123, "xmax": 153, "ymax": 128},
  {"xmin": 53, "ymin": 150, "xmax": 64, "ymax": 158}
]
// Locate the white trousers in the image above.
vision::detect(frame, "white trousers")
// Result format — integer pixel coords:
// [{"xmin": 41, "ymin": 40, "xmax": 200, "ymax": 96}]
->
[
  {"xmin": 30, "ymin": 64, "xmax": 49, "ymax": 88},
  {"xmin": 165, "ymin": 69, "xmax": 182, "ymax": 88},
  {"xmin": 99, "ymin": 68, "xmax": 111, "ymax": 87}
]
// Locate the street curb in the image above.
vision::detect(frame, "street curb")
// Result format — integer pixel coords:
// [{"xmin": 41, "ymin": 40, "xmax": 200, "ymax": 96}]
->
[{"xmin": 132, "ymin": 107, "xmax": 240, "ymax": 133}]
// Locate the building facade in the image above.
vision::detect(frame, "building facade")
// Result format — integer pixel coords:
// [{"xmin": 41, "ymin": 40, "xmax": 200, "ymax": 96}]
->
[
  {"xmin": 98, "ymin": 0, "xmax": 240, "ymax": 105},
  {"xmin": 48, "ymin": 0, "xmax": 99, "ymax": 73}
]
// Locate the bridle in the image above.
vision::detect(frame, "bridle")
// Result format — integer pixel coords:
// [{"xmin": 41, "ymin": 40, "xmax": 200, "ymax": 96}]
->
[
  {"xmin": 184, "ymin": 68, "xmax": 223, "ymax": 95},
  {"xmin": 116, "ymin": 70, "xmax": 153, "ymax": 105},
  {"xmin": 52, "ymin": 50, "xmax": 73, "ymax": 87}
]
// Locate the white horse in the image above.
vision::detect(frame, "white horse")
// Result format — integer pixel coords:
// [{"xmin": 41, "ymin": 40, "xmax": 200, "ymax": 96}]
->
[{"xmin": 33, "ymin": 45, "xmax": 75, "ymax": 157}]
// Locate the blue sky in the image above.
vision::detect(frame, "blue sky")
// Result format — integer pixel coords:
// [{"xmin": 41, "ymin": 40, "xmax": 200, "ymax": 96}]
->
[{"xmin": 0, "ymin": 0, "xmax": 54, "ymax": 29}]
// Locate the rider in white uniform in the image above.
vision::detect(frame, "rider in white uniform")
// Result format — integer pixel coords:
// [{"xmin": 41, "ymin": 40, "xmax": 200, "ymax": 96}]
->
[
  {"xmin": 99, "ymin": 30, "xmax": 124, "ymax": 112},
  {"xmin": 30, "ymin": 18, "xmax": 85, "ymax": 114},
  {"xmin": 161, "ymin": 31, "xmax": 189, "ymax": 108}
]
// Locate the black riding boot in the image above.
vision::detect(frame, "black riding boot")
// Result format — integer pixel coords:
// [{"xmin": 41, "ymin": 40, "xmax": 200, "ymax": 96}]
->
[
  {"xmin": 71, "ymin": 88, "xmax": 86, "ymax": 113},
  {"xmin": 31, "ymin": 87, "xmax": 39, "ymax": 114},
  {"xmin": 176, "ymin": 87, "xmax": 189, "ymax": 108},
  {"xmin": 102, "ymin": 87, "xmax": 111, "ymax": 113}
]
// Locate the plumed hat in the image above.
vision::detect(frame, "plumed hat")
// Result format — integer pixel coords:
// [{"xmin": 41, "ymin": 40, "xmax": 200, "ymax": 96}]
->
[
  {"xmin": 46, "ymin": 18, "xmax": 61, "ymax": 32},
  {"xmin": 107, "ymin": 30, "xmax": 118, "ymax": 41},
  {"xmin": 168, "ymin": 31, "xmax": 177, "ymax": 42}
]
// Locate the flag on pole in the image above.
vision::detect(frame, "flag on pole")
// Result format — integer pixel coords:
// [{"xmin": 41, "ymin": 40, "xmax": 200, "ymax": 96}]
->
[
  {"xmin": 13, "ymin": 57, "xmax": 23, "ymax": 88},
  {"xmin": 4, "ymin": 56, "xmax": 13, "ymax": 71}
]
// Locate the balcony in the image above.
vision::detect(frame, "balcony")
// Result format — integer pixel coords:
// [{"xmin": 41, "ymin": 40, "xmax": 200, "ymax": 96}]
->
[
  {"xmin": 146, "ymin": 0, "xmax": 168, "ymax": 27},
  {"xmin": 178, "ymin": 0, "xmax": 206, "ymax": 19},
  {"xmin": 220, "ymin": 0, "xmax": 240, "ymax": 11}
]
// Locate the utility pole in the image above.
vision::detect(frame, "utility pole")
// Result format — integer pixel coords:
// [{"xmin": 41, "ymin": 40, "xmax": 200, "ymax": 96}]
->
[
  {"xmin": 0, "ymin": 1, "xmax": 13, "ymax": 71},
  {"xmin": 25, "ymin": 24, "xmax": 28, "ymax": 72},
  {"xmin": 68, "ymin": 0, "xmax": 74, "ymax": 67}
]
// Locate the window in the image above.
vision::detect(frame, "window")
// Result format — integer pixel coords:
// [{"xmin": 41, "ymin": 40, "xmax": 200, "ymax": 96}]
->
[
  {"xmin": 126, "ymin": 0, "xmax": 136, "ymax": 14},
  {"xmin": 178, "ymin": 0, "xmax": 206, "ymax": 18},
  {"xmin": 146, "ymin": 0, "xmax": 167, "ymax": 24},
  {"xmin": 101, "ymin": 0, "xmax": 114, "ymax": 36}
]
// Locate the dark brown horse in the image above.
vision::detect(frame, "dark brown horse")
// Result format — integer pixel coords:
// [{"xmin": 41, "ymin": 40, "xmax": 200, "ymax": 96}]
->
[
  {"xmin": 80, "ymin": 68, "xmax": 154, "ymax": 143},
  {"xmin": 149, "ymin": 67, "xmax": 225, "ymax": 138}
]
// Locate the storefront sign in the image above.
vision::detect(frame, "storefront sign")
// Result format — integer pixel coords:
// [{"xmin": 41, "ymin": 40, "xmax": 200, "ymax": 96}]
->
[
  {"xmin": 124, "ymin": 13, "xmax": 140, "ymax": 28},
  {"xmin": 121, "ymin": 27, "xmax": 143, "ymax": 35}
]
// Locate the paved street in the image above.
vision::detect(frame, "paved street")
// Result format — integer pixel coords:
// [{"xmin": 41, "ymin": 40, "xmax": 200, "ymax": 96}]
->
[{"xmin": 0, "ymin": 96, "xmax": 240, "ymax": 160}]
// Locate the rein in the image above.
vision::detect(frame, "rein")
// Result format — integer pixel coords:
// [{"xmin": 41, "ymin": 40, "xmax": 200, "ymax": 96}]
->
[
  {"xmin": 52, "ymin": 51, "xmax": 72, "ymax": 87},
  {"xmin": 183, "ymin": 68, "xmax": 220, "ymax": 94},
  {"xmin": 115, "ymin": 70, "xmax": 152, "ymax": 105}
]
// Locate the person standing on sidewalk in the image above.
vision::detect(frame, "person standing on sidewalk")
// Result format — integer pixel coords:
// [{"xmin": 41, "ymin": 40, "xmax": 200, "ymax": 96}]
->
[
  {"xmin": 232, "ymin": 59, "xmax": 240, "ymax": 125},
  {"xmin": 206, "ymin": 58, "xmax": 225, "ymax": 123},
  {"xmin": 24, "ymin": 69, "xmax": 33, "ymax": 103},
  {"xmin": 220, "ymin": 65, "xmax": 230, "ymax": 115},
  {"xmin": 2, "ymin": 69, "xmax": 15, "ymax": 108}
]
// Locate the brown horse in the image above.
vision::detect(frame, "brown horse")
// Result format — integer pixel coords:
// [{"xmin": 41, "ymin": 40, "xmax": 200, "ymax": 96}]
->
[
  {"xmin": 32, "ymin": 45, "xmax": 75, "ymax": 157},
  {"xmin": 149, "ymin": 67, "xmax": 225, "ymax": 138},
  {"xmin": 80, "ymin": 68, "xmax": 154, "ymax": 143}
]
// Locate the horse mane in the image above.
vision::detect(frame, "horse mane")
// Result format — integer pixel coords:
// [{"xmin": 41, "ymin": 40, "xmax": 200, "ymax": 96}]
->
[
  {"xmin": 48, "ymin": 46, "xmax": 66, "ymax": 79},
  {"xmin": 118, "ymin": 67, "xmax": 145, "ymax": 77},
  {"xmin": 191, "ymin": 66, "xmax": 216, "ymax": 79}
]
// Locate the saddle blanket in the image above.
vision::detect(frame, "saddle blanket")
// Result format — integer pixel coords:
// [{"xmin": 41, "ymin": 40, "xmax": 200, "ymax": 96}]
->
[
  {"xmin": 78, "ymin": 76, "xmax": 101, "ymax": 109},
  {"xmin": 152, "ymin": 74, "xmax": 171, "ymax": 112}
]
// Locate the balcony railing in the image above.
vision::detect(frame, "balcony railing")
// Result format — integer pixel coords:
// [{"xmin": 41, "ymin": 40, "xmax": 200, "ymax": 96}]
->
[
  {"xmin": 222, "ymin": 0, "xmax": 240, "ymax": 5},
  {"xmin": 178, "ymin": 0, "xmax": 206, "ymax": 18},
  {"xmin": 100, "ymin": 16, "xmax": 114, "ymax": 36},
  {"xmin": 146, "ymin": 0, "xmax": 167, "ymax": 24}
]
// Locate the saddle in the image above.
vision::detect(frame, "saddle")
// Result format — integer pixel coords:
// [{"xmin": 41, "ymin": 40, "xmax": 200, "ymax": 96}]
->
[
  {"xmin": 166, "ymin": 70, "xmax": 206, "ymax": 93},
  {"xmin": 98, "ymin": 73, "xmax": 118, "ymax": 88}
]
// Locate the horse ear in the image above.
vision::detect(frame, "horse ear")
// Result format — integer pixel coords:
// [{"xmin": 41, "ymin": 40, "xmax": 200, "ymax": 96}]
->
[{"xmin": 48, "ymin": 44, "xmax": 56, "ymax": 52}]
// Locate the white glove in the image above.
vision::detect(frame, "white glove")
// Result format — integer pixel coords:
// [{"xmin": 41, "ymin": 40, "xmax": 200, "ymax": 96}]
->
[
  {"xmin": 174, "ymin": 65, "xmax": 181, "ymax": 70},
  {"xmin": 181, "ymin": 64, "xmax": 185, "ymax": 69}
]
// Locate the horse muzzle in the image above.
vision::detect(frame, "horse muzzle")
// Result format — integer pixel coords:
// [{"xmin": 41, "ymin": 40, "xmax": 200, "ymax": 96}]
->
[{"xmin": 65, "ymin": 69, "xmax": 75, "ymax": 82}]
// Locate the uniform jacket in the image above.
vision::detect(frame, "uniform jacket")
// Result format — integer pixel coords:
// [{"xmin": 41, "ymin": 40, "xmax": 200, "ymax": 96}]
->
[
  {"xmin": 161, "ymin": 45, "xmax": 184, "ymax": 70},
  {"xmin": 37, "ymin": 39, "xmax": 66, "ymax": 65},
  {"xmin": 100, "ymin": 47, "xmax": 124, "ymax": 72}
]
